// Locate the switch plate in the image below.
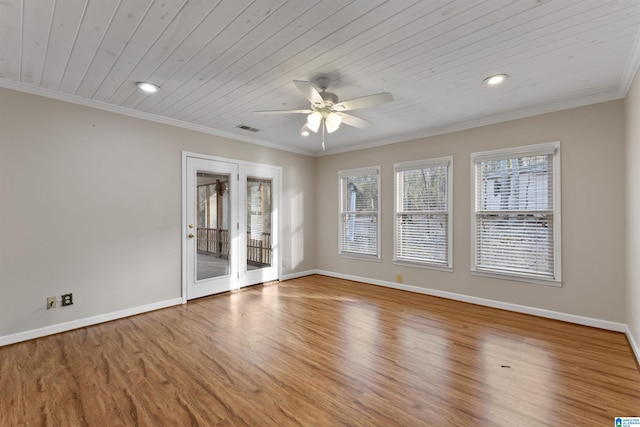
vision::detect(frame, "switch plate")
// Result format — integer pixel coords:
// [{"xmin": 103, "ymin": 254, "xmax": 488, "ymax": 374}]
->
[{"xmin": 61, "ymin": 293, "xmax": 73, "ymax": 306}]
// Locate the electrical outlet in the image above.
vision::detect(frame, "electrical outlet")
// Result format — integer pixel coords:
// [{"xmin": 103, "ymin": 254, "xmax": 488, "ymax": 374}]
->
[
  {"xmin": 396, "ymin": 274, "xmax": 403, "ymax": 283},
  {"xmin": 46, "ymin": 296, "xmax": 56, "ymax": 309},
  {"xmin": 61, "ymin": 293, "xmax": 73, "ymax": 307}
]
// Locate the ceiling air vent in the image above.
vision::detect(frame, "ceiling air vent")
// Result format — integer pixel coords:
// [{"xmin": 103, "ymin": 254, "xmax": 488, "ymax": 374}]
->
[{"xmin": 236, "ymin": 124, "xmax": 259, "ymax": 132}]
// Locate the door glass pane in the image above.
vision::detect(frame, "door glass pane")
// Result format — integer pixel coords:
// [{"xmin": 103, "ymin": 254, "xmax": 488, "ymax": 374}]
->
[
  {"xmin": 196, "ymin": 171, "xmax": 230, "ymax": 280},
  {"xmin": 246, "ymin": 177, "xmax": 272, "ymax": 270}
]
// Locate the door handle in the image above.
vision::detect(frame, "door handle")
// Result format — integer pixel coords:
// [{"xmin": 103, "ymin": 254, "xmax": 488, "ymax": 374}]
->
[{"xmin": 188, "ymin": 233, "xmax": 195, "ymax": 239}]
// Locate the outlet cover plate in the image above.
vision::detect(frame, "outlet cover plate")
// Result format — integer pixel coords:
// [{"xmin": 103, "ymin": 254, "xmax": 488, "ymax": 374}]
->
[{"xmin": 61, "ymin": 293, "xmax": 73, "ymax": 306}]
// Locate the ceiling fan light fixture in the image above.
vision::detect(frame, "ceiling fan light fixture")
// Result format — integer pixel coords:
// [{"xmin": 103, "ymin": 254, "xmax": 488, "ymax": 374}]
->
[
  {"xmin": 325, "ymin": 112, "xmax": 342, "ymax": 133},
  {"xmin": 254, "ymin": 78, "xmax": 393, "ymax": 149},
  {"xmin": 306, "ymin": 111, "xmax": 322, "ymax": 132},
  {"xmin": 483, "ymin": 74, "xmax": 508, "ymax": 86},
  {"xmin": 136, "ymin": 81, "xmax": 160, "ymax": 93}
]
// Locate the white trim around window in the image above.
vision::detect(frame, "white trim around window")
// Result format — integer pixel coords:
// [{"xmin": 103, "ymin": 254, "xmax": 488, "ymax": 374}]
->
[
  {"xmin": 470, "ymin": 141, "xmax": 562, "ymax": 286},
  {"xmin": 338, "ymin": 166, "xmax": 381, "ymax": 261},
  {"xmin": 394, "ymin": 156, "xmax": 453, "ymax": 271}
]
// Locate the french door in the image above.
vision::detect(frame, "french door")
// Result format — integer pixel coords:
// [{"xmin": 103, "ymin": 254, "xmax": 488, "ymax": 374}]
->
[{"xmin": 183, "ymin": 154, "xmax": 279, "ymax": 300}]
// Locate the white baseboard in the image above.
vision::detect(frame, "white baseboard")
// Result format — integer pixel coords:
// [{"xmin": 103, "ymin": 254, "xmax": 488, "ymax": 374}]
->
[
  {"xmin": 0, "ymin": 298, "xmax": 183, "ymax": 347},
  {"xmin": 313, "ymin": 270, "xmax": 628, "ymax": 333},
  {"xmin": 626, "ymin": 326, "xmax": 640, "ymax": 366},
  {"xmin": 280, "ymin": 269, "xmax": 319, "ymax": 281},
  {"xmin": 4, "ymin": 274, "xmax": 638, "ymax": 367}
]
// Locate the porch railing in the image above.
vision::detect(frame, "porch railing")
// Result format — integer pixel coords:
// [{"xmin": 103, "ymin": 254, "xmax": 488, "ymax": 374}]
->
[
  {"xmin": 196, "ymin": 228, "xmax": 271, "ymax": 266},
  {"xmin": 247, "ymin": 232, "xmax": 272, "ymax": 266},
  {"xmin": 196, "ymin": 228, "xmax": 229, "ymax": 257}
]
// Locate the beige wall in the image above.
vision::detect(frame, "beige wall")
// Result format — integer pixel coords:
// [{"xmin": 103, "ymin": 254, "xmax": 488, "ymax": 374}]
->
[
  {"xmin": 315, "ymin": 101, "xmax": 627, "ymax": 322},
  {"xmin": 0, "ymin": 87, "xmax": 316, "ymax": 337},
  {"xmin": 626, "ymin": 70, "xmax": 640, "ymax": 352},
  {"xmin": 0, "ymin": 85, "xmax": 631, "ymax": 340}
]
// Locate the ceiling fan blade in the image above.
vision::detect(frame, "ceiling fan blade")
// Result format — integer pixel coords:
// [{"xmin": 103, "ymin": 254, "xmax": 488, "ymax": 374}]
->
[
  {"xmin": 340, "ymin": 113, "xmax": 372, "ymax": 129},
  {"xmin": 253, "ymin": 109, "xmax": 313, "ymax": 114},
  {"xmin": 294, "ymin": 80, "xmax": 323, "ymax": 105},
  {"xmin": 334, "ymin": 92, "xmax": 393, "ymax": 111}
]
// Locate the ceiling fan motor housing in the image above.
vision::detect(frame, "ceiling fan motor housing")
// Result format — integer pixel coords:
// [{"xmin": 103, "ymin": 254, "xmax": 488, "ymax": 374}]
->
[{"xmin": 317, "ymin": 91, "xmax": 338, "ymax": 108}]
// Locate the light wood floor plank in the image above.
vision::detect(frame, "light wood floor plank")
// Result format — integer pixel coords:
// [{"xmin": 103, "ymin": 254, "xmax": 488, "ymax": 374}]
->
[{"xmin": 1, "ymin": 275, "xmax": 639, "ymax": 426}]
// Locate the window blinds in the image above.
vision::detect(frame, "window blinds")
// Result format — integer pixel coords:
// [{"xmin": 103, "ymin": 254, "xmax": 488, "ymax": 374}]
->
[
  {"xmin": 339, "ymin": 168, "xmax": 379, "ymax": 257},
  {"xmin": 473, "ymin": 148, "xmax": 557, "ymax": 279},
  {"xmin": 395, "ymin": 159, "xmax": 450, "ymax": 266}
]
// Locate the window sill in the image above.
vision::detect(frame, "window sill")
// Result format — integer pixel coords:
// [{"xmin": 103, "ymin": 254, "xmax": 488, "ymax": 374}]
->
[
  {"xmin": 394, "ymin": 260, "xmax": 452, "ymax": 273},
  {"xmin": 339, "ymin": 253, "xmax": 381, "ymax": 263},
  {"xmin": 471, "ymin": 269, "xmax": 562, "ymax": 287}
]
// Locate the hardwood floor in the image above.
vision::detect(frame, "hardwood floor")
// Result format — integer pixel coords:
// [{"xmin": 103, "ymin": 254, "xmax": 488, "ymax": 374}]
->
[{"xmin": 2, "ymin": 275, "xmax": 639, "ymax": 426}]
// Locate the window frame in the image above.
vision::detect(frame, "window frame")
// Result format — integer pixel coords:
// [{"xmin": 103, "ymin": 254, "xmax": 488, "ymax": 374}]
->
[
  {"xmin": 393, "ymin": 156, "xmax": 453, "ymax": 271},
  {"xmin": 470, "ymin": 141, "xmax": 562, "ymax": 286},
  {"xmin": 338, "ymin": 166, "xmax": 381, "ymax": 261}
]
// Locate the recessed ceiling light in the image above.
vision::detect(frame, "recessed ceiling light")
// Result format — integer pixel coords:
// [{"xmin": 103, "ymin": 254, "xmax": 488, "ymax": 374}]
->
[
  {"xmin": 483, "ymin": 74, "xmax": 509, "ymax": 86},
  {"xmin": 136, "ymin": 82, "xmax": 160, "ymax": 93}
]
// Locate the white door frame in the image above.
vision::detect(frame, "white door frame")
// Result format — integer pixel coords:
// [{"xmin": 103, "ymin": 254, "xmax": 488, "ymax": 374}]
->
[{"xmin": 181, "ymin": 151, "xmax": 281, "ymax": 303}]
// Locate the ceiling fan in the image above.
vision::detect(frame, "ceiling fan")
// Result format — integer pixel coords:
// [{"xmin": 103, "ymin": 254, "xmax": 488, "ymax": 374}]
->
[{"xmin": 254, "ymin": 77, "xmax": 393, "ymax": 150}]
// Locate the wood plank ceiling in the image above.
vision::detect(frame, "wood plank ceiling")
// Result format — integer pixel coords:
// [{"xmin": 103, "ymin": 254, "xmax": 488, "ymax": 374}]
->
[{"xmin": 1, "ymin": 0, "xmax": 640, "ymax": 155}]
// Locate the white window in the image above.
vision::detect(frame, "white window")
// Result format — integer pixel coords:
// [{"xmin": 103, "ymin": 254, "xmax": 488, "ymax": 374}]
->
[
  {"xmin": 339, "ymin": 167, "xmax": 380, "ymax": 260},
  {"xmin": 394, "ymin": 157, "xmax": 452, "ymax": 270},
  {"xmin": 471, "ymin": 142, "xmax": 561, "ymax": 285}
]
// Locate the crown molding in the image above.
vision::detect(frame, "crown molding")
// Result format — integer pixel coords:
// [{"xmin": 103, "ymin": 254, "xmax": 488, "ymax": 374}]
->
[
  {"xmin": 621, "ymin": 27, "xmax": 640, "ymax": 96},
  {"xmin": 1, "ymin": 78, "xmax": 628, "ymax": 159},
  {"xmin": 0, "ymin": 79, "xmax": 316, "ymax": 157},
  {"xmin": 317, "ymin": 89, "xmax": 625, "ymax": 156}
]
